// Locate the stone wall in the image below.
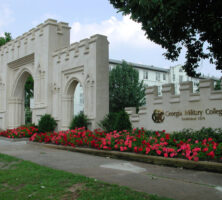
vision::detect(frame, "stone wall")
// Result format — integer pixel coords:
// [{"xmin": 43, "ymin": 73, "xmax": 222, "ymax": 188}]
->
[{"xmin": 126, "ymin": 79, "xmax": 222, "ymax": 132}]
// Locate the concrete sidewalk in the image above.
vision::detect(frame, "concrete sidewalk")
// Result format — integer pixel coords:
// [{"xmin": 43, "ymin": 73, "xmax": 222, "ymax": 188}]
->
[{"xmin": 0, "ymin": 139, "xmax": 222, "ymax": 200}]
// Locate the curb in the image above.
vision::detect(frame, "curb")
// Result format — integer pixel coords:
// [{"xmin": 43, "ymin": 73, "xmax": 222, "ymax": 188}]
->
[
  {"xmin": 0, "ymin": 136, "xmax": 30, "ymax": 142},
  {"xmin": 28, "ymin": 141, "xmax": 222, "ymax": 173}
]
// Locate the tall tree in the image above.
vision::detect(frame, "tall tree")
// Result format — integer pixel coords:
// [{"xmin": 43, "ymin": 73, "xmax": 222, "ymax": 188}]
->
[
  {"xmin": 0, "ymin": 32, "xmax": 12, "ymax": 46},
  {"xmin": 24, "ymin": 76, "xmax": 34, "ymax": 124},
  {"xmin": 109, "ymin": 0, "xmax": 222, "ymax": 77},
  {"xmin": 109, "ymin": 61, "xmax": 146, "ymax": 112},
  {"xmin": 214, "ymin": 80, "xmax": 221, "ymax": 90},
  {"xmin": 25, "ymin": 76, "xmax": 34, "ymax": 108}
]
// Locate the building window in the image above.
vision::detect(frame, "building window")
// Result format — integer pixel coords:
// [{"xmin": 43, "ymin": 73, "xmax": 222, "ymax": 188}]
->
[
  {"xmin": 156, "ymin": 72, "xmax": 160, "ymax": 81},
  {"xmin": 143, "ymin": 70, "xmax": 148, "ymax": 79},
  {"xmin": 179, "ymin": 75, "xmax": 183, "ymax": 83},
  {"xmin": 173, "ymin": 74, "xmax": 175, "ymax": 81},
  {"xmin": 158, "ymin": 86, "xmax": 161, "ymax": 95},
  {"xmin": 163, "ymin": 73, "xmax": 166, "ymax": 81},
  {"xmin": 179, "ymin": 68, "xmax": 183, "ymax": 72}
]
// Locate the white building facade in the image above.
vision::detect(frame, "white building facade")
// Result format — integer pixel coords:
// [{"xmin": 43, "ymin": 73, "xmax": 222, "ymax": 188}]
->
[{"xmin": 74, "ymin": 59, "xmax": 208, "ymax": 115}]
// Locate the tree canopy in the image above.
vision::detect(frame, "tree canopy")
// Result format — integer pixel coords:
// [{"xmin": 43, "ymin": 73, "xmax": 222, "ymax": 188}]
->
[
  {"xmin": 0, "ymin": 32, "xmax": 12, "ymax": 47},
  {"xmin": 25, "ymin": 76, "xmax": 34, "ymax": 108},
  {"xmin": 109, "ymin": 61, "xmax": 146, "ymax": 112},
  {"xmin": 24, "ymin": 76, "xmax": 34, "ymax": 124},
  {"xmin": 109, "ymin": 0, "xmax": 222, "ymax": 77}
]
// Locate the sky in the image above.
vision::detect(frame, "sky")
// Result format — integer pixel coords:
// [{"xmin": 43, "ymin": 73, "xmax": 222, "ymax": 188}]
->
[{"xmin": 0, "ymin": 0, "xmax": 221, "ymax": 78}]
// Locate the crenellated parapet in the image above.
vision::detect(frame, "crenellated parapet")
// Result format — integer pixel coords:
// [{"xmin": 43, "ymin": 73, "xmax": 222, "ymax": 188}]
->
[
  {"xmin": 126, "ymin": 79, "xmax": 222, "ymax": 132},
  {"xmin": 0, "ymin": 19, "xmax": 70, "ymax": 61},
  {"xmin": 52, "ymin": 34, "xmax": 107, "ymax": 64}
]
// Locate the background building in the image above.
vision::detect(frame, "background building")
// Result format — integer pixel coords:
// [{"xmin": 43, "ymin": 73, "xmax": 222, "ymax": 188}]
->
[{"xmin": 74, "ymin": 59, "xmax": 219, "ymax": 115}]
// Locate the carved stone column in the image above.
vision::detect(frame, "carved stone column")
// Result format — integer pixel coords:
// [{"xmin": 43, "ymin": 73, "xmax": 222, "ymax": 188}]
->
[
  {"xmin": 8, "ymin": 98, "xmax": 24, "ymax": 128},
  {"xmin": 51, "ymin": 82, "xmax": 60, "ymax": 120},
  {"xmin": 84, "ymin": 75, "xmax": 95, "ymax": 118},
  {"xmin": 0, "ymin": 77, "xmax": 5, "ymax": 111},
  {"xmin": 61, "ymin": 95, "xmax": 73, "ymax": 130},
  {"xmin": 35, "ymin": 64, "xmax": 46, "ymax": 105}
]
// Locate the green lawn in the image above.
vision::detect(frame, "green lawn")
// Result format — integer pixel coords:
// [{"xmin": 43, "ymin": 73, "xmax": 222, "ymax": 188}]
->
[{"xmin": 0, "ymin": 153, "xmax": 173, "ymax": 200}]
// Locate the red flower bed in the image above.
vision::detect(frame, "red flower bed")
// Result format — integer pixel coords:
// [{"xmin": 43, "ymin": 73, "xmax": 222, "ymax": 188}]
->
[
  {"xmin": 0, "ymin": 126, "xmax": 38, "ymax": 138},
  {"xmin": 30, "ymin": 128, "xmax": 222, "ymax": 162}
]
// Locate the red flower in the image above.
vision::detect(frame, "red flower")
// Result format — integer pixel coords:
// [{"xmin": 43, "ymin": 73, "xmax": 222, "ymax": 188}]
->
[
  {"xmin": 207, "ymin": 151, "xmax": 215, "ymax": 158},
  {"xmin": 155, "ymin": 132, "xmax": 160, "ymax": 137},
  {"xmin": 138, "ymin": 147, "xmax": 143, "ymax": 152},
  {"xmin": 202, "ymin": 147, "xmax": 208, "ymax": 152},
  {"xmin": 164, "ymin": 153, "xmax": 168, "ymax": 158},
  {"xmin": 156, "ymin": 150, "xmax": 162, "ymax": 155},
  {"xmin": 120, "ymin": 146, "xmax": 124, "ymax": 151},
  {"xmin": 193, "ymin": 157, "xmax": 199, "ymax": 161},
  {"xmin": 165, "ymin": 134, "xmax": 170, "ymax": 140}
]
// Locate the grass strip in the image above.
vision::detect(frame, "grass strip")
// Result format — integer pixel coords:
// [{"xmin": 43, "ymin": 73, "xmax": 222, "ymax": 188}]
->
[{"xmin": 0, "ymin": 153, "xmax": 173, "ymax": 200}]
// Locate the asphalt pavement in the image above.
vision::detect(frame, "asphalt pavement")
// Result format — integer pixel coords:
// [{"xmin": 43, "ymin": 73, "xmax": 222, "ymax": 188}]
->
[{"xmin": 0, "ymin": 138, "xmax": 222, "ymax": 200}]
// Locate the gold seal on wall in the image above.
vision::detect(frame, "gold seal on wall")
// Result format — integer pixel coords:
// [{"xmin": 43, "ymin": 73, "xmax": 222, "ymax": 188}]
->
[{"xmin": 152, "ymin": 109, "xmax": 165, "ymax": 123}]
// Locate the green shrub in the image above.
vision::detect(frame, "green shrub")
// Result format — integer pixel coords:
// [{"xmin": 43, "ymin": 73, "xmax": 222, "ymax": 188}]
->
[
  {"xmin": 99, "ymin": 111, "xmax": 132, "ymax": 132},
  {"xmin": 69, "ymin": 112, "xmax": 88, "ymax": 129},
  {"xmin": 143, "ymin": 127, "xmax": 222, "ymax": 143},
  {"xmin": 114, "ymin": 110, "xmax": 132, "ymax": 132},
  {"xmin": 22, "ymin": 123, "xmax": 38, "ymax": 129},
  {"xmin": 38, "ymin": 114, "xmax": 57, "ymax": 133},
  {"xmin": 171, "ymin": 127, "xmax": 222, "ymax": 142},
  {"xmin": 98, "ymin": 112, "xmax": 118, "ymax": 132}
]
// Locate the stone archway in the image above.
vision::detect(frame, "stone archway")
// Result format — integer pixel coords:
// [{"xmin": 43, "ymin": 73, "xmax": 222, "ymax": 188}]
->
[
  {"xmin": 0, "ymin": 19, "xmax": 109, "ymax": 130},
  {"xmin": 61, "ymin": 77, "xmax": 82, "ymax": 129},
  {"xmin": 8, "ymin": 69, "xmax": 34, "ymax": 128}
]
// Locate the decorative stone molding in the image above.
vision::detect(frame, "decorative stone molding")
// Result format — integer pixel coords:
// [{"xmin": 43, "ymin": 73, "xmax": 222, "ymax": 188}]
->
[
  {"xmin": 0, "ymin": 75, "xmax": 5, "ymax": 88},
  {"xmin": 51, "ymin": 82, "xmax": 60, "ymax": 93},
  {"xmin": 8, "ymin": 53, "xmax": 34, "ymax": 69}
]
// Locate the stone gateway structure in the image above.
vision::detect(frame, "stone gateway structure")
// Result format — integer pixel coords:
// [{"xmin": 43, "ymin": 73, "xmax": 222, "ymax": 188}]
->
[{"xmin": 0, "ymin": 19, "xmax": 109, "ymax": 130}]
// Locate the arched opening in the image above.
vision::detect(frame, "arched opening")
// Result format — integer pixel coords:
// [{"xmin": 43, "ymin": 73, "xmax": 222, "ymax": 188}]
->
[
  {"xmin": 73, "ymin": 83, "xmax": 84, "ymax": 116},
  {"xmin": 62, "ymin": 79, "xmax": 84, "ymax": 129},
  {"xmin": 12, "ymin": 71, "xmax": 34, "ymax": 126}
]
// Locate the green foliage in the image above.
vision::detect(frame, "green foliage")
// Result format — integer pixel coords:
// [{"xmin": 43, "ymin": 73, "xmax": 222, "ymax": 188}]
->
[
  {"xmin": 24, "ymin": 76, "xmax": 34, "ymax": 124},
  {"xmin": 109, "ymin": 0, "xmax": 222, "ymax": 77},
  {"xmin": 0, "ymin": 32, "xmax": 12, "ymax": 46},
  {"xmin": 144, "ymin": 128, "xmax": 222, "ymax": 143},
  {"xmin": 171, "ymin": 128, "xmax": 222, "ymax": 143},
  {"xmin": 22, "ymin": 123, "xmax": 38, "ymax": 129},
  {"xmin": 38, "ymin": 114, "xmax": 57, "ymax": 133},
  {"xmin": 114, "ymin": 110, "xmax": 132, "ymax": 132},
  {"xmin": 109, "ymin": 61, "xmax": 146, "ymax": 112},
  {"xmin": 25, "ymin": 107, "xmax": 32, "ymax": 124},
  {"xmin": 69, "ymin": 111, "xmax": 88, "ymax": 129},
  {"xmin": 25, "ymin": 76, "xmax": 34, "ymax": 108},
  {"xmin": 99, "ymin": 111, "xmax": 132, "ymax": 132},
  {"xmin": 214, "ymin": 80, "xmax": 221, "ymax": 90},
  {"xmin": 98, "ymin": 112, "xmax": 118, "ymax": 132}
]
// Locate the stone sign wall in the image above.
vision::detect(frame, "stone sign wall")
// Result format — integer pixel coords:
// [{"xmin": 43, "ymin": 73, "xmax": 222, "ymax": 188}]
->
[
  {"xmin": 126, "ymin": 79, "xmax": 222, "ymax": 132},
  {"xmin": 0, "ymin": 19, "xmax": 109, "ymax": 130}
]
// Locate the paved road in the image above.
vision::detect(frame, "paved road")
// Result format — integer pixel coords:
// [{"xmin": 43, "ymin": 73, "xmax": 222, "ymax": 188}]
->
[{"xmin": 0, "ymin": 139, "xmax": 222, "ymax": 200}]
